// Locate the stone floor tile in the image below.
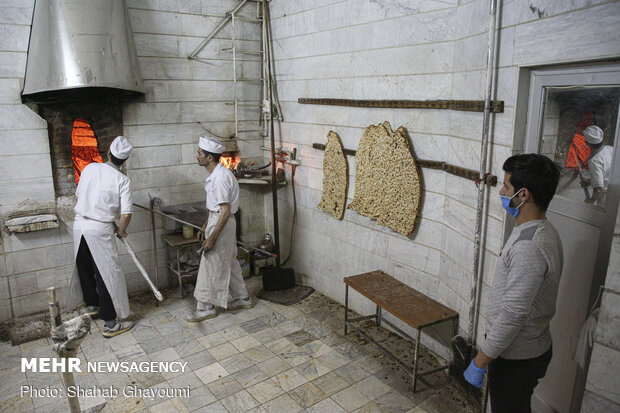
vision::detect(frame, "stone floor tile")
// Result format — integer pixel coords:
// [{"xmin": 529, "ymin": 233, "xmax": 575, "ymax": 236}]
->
[
  {"xmin": 141, "ymin": 336, "xmax": 173, "ymax": 354},
  {"xmin": 242, "ymin": 345, "xmax": 274, "ymax": 364},
  {"xmin": 261, "ymin": 393, "xmax": 304, "ymax": 413},
  {"xmin": 194, "ymin": 362, "xmax": 229, "ymax": 385},
  {"xmin": 205, "ymin": 376, "xmax": 243, "ymax": 400},
  {"xmin": 173, "ymin": 340, "xmax": 204, "ymax": 358},
  {"xmin": 232, "ymin": 365, "xmax": 268, "ymax": 388},
  {"xmin": 271, "ymin": 368, "xmax": 308, "ymax": 392},
  {"xmin": 184, "ymin": 321, "xmax": 216, "ymax": 339},
  {"xmin": 279, "ymin": 348, "xmax": 314, "ymax": 367},
  {"xmin": 209, "ymin": 316, "xmax": 240, "ymax": 332},
  {"xmin": 373, "ymin": 390, "xmax": 417, "ymax": 413},
  {"xmin": 194, "ymin": 401, "xmax": 227, "ymax": 413},
  {"xmin": 354, "ymin": 355, "xmax": 385, "ymax": 374},
  {"xmin": 150, "ymin": 347, "xmax": 181, "ymax": 362},
  {"xmin": 155, "ymin": 319, "xmax": 185, "ymax": 336},
  {"xmin": 306, "ymin": 397, "xmax": 347, "ymax": 413},
  {"xmin": 108, "ymin": 332, "xmax": 139, "ymax": 352},
  {"xmin": 196, "ymin": 332, "xmax": 227, "ymax": 350},
  {"xmin": 256, "ymin": 356, "xmax": 291, "ymax": 377},
  {"xmin": 168, "ymin": 371, "xmax": 204, "ymax": 390},
  {"xmin": 261, "ymin": 312, "xmax": 287, "ymax": 327},
  {"xmin": 149, "ymin": 397, "xmax": 189, "ymax": 413},
  {"xmin": 317, "ymin": 349, "xmax": 351, "ymax": 371},
  {"xmin": 252, "ymin": 327, "xmax": 284, "ymax": 344},
  {"xmin": 332, "ymin": 386, "xmax": 372, "ymax": 412},
  {"xmin": 285, "ymin": 330, "xmax": 317, "ymax": 347},
  {"xmin": 300, "ymin": 340, "xmax": 333, "ymax": 358},
  {"xmin": 127, "ymin": 371, "xmax": 166, "ymax": 388},
  {"xmin": 33, "ymin": 397, "xmax": 70, "ymax": 413},
  {"xmin": 334, "ymin": 362, "xmax": 372, "ymax": 384},
  {"xmin": 81, "ymin": 340, "xmax": 113, "ymax": 360},
  {"xmin": 218, "ymin": 326, "xmax": 247, "ymax": 341},
  {"xmin": 288, "ymin": 382, "xmax": 327, "ymax": 408},
  {"xmin": 180, "ymin": 385, "xmax": 216, "ymax": 412},
  {"xmin": 220, "ymin": 389, "xmax": 258, "ymax": 413},
  {"xmin": 246, "ymin": 378, "xmax": 284, "ymax": 404},
  {"xmin": 311, "ymin": 371, "xmax": 350, "ymax": 396},
  {"xmin": 183, "ymin": 351, "xmax": 217, "ymax": 371},
  {"xmin": 230, "ymin": 335, "xmax": 261, "ymax": 352},
  {"xmin": 219, "ymin": 353, "xmax": 253, "ymax": 374},
  {"xmin": 142, "ymin": 381, "xmax": 174, "ymax": 407},
  {"xmin": 295, "ymin": 358, "xmax": 334, "ymax": 380},
  {"xmin": 351, "ymin": 375, "xmax": 392, "ymax": 401},
  {"xmin": 115, "ymin": 344, "xmax": 147, "ymax": 362},
  {"xmin": 207, "ymin": 343, "xmax": 239, "ymax": 361},
  {"xmin": 240, "ymin": 318, "xmax": 269, "ymax": 334},
  {"xmin": 354, "ymin": 401, "xmax": 383, "ymax": 413},
  {"xmin": 131, "ymin": 324, "xmax": 160, "ymax": 343},
  {"xmin": 0, "ymin": 394, "xmax": 34, "ymax": 412},
  {"xmin": 264, "ymin": 337, "xmax": 297, "ymax": 355},
  {"xmin": 275, "ymin": 320, "xmax": 300, "ymax": 335},
  {"xmin": 97, "ymin": 396, "xmax": 146, "ymax": 412}
]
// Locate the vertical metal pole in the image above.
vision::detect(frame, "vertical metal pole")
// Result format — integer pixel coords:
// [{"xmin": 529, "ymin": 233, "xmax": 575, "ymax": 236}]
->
[
  {"xmin": 344, "ymin": 285, "xmax": 349, "ymax": 335},
  {"xmin": 149, "ymin": 198, "xmax": 159, "ymax": 307},
  {"xmin": 264, "ymin": 0, "xmax": 281, "ymax": 267},
  {"xmin": 232, "ymin": 12, "xmax": 238, "ymax": 139},
  {"xmin": 412, "ymin": 328, "xmax": 422, "ymax": 393},
  {"xmin": 376, "ymin": 305, "xmax": 381, "ymax": 327},
  {"xmin": 47, "ymin": 288, "xmax": 81, "ymax": 413}
]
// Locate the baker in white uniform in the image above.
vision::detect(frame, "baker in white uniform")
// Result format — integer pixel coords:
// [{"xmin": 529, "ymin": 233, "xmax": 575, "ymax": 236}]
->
[
  {"xmin": 187, "ymin": 135, "xmax": 252, "ymax": 322},
  {"xmin": 584, "ymin": 125, "xmax": 614, "ymax": 206},
  {"xmin": 67, "ymin": 136, "xmax": 134, "ymax": 337}
]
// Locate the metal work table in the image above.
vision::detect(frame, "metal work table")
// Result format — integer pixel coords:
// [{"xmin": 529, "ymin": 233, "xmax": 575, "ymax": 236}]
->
[
  {"xmin": 161, "ymin": 232, "xmax": 201, "ymax": 298},
  {"xmin": 344, "ymin": 270, "xmax": 459, "ymax": 392}
]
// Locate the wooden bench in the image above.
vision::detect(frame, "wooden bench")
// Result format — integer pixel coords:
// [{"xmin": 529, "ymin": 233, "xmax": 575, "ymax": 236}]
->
[{"xmin": 344, "ymin": 270, "xmax": 459, "ymax": 392}]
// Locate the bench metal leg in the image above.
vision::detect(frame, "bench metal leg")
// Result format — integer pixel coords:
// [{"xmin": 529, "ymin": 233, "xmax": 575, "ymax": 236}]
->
[
  {"xmin": 412, "ymin": 328, "xmax": 422, "ymax": 392},
  {"xmin": 376, "ymin": 305, "xmax": 382, "ymax": 327},
  {"xmin": 344, "ymin": 284, "xmax": 349, "ymax": 335}
]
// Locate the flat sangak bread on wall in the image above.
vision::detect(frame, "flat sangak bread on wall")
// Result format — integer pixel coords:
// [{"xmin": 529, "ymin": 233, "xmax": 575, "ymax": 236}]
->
[
  {"xmin": 348, "ymin": 121, "xmax": 421, "ymax": 236},
  {"xmin": 318, "ymin": 131, "xmax": 348, "ymax": 220}
]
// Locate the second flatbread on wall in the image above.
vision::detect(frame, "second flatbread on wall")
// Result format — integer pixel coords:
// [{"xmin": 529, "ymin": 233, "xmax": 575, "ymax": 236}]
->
[
  {"xmin": 318, "ymin": 131, "xmax": 348, "ymax": 220},
  {"xmin": 348, "ymin": 121, "xmax": 422, "ymax": 236}
]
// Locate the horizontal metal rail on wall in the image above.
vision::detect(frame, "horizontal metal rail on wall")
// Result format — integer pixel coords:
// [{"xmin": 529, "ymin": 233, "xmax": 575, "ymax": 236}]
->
[
  {"xmin": 312, "ymin": 143, "xmax": 497, "ymax": 186},
  {"xmin": 298, "ymin": 98, "xmax": 504, "ymax": 113}
]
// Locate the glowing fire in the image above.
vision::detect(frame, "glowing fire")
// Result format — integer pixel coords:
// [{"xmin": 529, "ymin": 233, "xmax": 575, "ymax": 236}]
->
[
  {"xmin": 220, "ymin": 152, "xmax": 241, "ymax": 170},
  {"xmin": 71, "ymin": 118, "xmax": 103, "ymax": 184}
]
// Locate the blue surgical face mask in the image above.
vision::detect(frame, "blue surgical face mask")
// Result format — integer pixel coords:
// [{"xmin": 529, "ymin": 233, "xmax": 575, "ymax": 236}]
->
[{"xmin": 501, "ymin": 188, "xmax": 525, "ymax": 217}]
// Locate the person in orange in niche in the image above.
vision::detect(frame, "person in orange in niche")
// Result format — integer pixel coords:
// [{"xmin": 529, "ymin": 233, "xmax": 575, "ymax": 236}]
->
[{"xmin": 464, "ymin": 154, "xmax": 563, "ymax": 413}]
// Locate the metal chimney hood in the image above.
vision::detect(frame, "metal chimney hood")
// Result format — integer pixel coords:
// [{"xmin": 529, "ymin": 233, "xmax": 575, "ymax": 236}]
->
[{"xmin": 22, "ymin": 0, "xmax": 144, "ymax": 103}]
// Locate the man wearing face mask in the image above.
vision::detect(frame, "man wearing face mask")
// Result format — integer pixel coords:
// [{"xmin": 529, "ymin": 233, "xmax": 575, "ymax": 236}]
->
[{"xmin": 463, "ymin": 154, "xmax": 563, "ymax": 413}]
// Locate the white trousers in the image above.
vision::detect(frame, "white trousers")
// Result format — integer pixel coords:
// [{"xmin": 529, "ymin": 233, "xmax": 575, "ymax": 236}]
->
[{"xmin": 194, "ymin": 213, "xmax": 248, "ymax": 308}]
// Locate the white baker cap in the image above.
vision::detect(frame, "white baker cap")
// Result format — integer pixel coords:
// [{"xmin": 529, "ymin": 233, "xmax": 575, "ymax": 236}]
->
[
  {"xmin": 199, "ymin": 135, "xmax": 225, "ymax": 154},
  {"xmin": 584, "ymin": 125, "xmax": 603, "ymax": 145},
  {"xmin": 110, "ymin": 136, "xmax": 133, "ymax": 160}
]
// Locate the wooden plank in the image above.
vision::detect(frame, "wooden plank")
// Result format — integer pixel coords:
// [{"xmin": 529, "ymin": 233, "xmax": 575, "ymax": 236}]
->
[
  {"xmin": 312, "ymin": 143, "xmax": 497, "ymax": 186},
  {"xmin": 299, "ymin": 98, "xmax": 504, "ymax": 113},
  {"xmin": 344, "ymin": 270, "xmax": 458, "ymax": 329}
]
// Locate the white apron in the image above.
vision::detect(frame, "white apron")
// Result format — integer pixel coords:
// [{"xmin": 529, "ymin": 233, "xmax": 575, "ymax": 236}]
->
[
  {"xmin": 67, "ymin": 218, "xmax": 131, "ymax": 319},
  {"xmin": 194, "ymin": 213, "xmax": 240, "ymax": 308}
]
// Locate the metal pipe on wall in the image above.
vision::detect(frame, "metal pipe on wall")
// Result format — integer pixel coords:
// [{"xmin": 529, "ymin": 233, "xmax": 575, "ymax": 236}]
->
[{"xmin": 468, "ymin": 0, "xmax": 500, "ymax": 349}]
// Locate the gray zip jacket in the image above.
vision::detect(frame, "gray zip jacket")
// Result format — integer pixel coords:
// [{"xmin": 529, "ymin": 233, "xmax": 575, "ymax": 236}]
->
[{"xmin": 482, "ymin": 219, "xmax": 563, "ymax": 360}]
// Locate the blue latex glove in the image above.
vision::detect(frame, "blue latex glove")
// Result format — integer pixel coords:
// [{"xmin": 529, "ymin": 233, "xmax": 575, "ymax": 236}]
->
[{"xmin": 463, "ymin": 359, "xmax": 486, "ymax": 388}]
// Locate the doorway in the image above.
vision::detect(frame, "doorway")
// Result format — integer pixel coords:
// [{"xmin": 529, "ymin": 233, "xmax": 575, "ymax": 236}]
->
[{"xmin": 523, "ymin": 64, "xmax": 620, "ymax": 413}]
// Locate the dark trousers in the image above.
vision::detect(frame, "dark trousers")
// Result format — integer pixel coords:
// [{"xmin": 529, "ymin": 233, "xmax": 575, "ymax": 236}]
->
[
  {"xmin": 76, "ymin": 236, "xmax": 117, "ymax": 321},
  {"xmin": 488, "ymin": 347, "xmax": 552, "ymax": 413}
]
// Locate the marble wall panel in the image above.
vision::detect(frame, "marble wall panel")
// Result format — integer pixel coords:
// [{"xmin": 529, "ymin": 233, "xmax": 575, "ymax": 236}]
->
[
  {"xmin": 0, "ymin": 154, "xmax": 53, "ymax": 181},
  {"xmin": 586, "ymin": 342, "xmax": 620, "ymax": 405},
  {"xmin": 0, "ymin": 2, "xmax": 33, "ymax": 25},
  {"xmin": 595, "ymin": 292, "xmax": 620, "ymax": 350},
  {"xmin": 0, "ymin": 129, "xmax": 49, "ymax": 155},
  {"xmin": 513, "ymin": 3, "xmax": 620, "ymax": 66}
]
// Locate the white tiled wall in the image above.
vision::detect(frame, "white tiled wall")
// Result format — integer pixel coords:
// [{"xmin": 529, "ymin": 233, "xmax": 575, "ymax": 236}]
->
[
  {"xmin": 266, "ymin": 0, "xmax": 620, "ymax": 365},
  {"xmin": 0, "ymin": 0, "xmax": 266, "ymax": 320}
]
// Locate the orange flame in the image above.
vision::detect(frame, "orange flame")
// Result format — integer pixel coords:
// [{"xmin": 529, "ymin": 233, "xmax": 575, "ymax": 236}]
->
[
  {"xmin": 71, "ymin": 118, "xmax": 103, "ymax": 184},
  {"xmin": 220, "ymin": 152, "xmax": 241, "ymax": 170}
]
